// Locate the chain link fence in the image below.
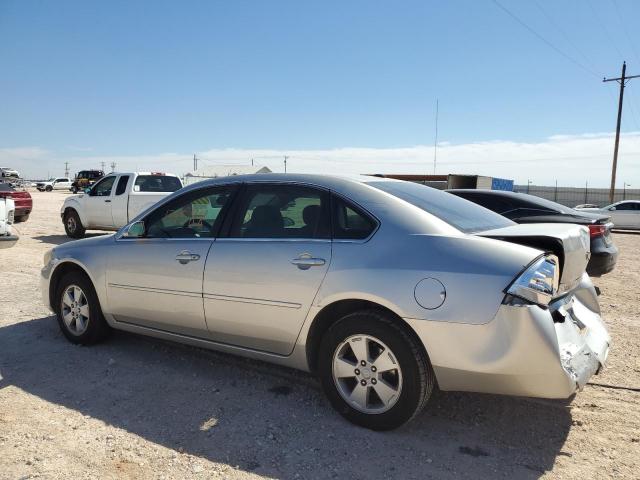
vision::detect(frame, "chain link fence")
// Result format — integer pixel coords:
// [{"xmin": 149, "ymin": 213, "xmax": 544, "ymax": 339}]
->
[{"xmin": 514, "ymin": 185, "xmax": 640, "ymax": 208}]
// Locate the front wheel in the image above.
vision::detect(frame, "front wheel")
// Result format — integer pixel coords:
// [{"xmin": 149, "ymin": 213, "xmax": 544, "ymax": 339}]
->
[
  {"xmin": 64, "ymin": 210, "xmax": 85, "ymax": 238},
  {"xmin": 45, "ymin": 185, "xmax": 53, "ymax": 192},
  {"xmin": 318, "ymin": 310, "xmax": 435, "ymax": 430},
  {"xmin": 55, "ymin": 271, "xmax": 110, "ymax": 345}
]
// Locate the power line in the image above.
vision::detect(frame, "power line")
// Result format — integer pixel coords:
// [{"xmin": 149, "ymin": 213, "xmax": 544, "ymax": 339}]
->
[
  {"xmin": 491, "ymin": 0, "xmax": 601, "ymax": 79},
  {"xmin": 532, "ymin": 0, "xmax": 603, "ymax": 77},
  {"xmin": 611, "ymin": 0, "xmax": 640, "ymax": 67},
  {"xmin": 586, "ymin": 0, "xmax": 625, "ymax": 60}
]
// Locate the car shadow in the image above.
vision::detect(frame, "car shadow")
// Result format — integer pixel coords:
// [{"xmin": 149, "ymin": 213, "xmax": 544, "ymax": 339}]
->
[
  {"xmin": 0, "ymin": 317, "xmax": 572, "ymax": 479},
  {"xmin": 32, "ymin": 233, "xmax": 109, "ymax": 246}
]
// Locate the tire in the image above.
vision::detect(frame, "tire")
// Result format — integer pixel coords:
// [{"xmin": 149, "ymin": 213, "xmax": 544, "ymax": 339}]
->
[
  {"xmin": 71, "ymin": 186, "xmax": 78, "ymax": 194},
  {"xmin": 45, "ymin": 185, "xmax": 53, "ymax": 192},
  {"xmin": 318, "ymin": 310, "xmax": 435, "ymax": 430},
  {"xmin": 14, "ymin": 214, "xmax": 29, "ymax": 223},
  {"xmin": 54, "ymin": 271, "xmax": 110, "ymax": 345},
  {"xmin": 64, "ymin": 210, "xmax": 85, "ymax": 238}
]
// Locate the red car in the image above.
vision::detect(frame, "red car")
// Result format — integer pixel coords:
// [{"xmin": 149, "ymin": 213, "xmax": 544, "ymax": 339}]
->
[{"xmin": 0, "ymin": 183, "xmax": 32, "ymax": 222}]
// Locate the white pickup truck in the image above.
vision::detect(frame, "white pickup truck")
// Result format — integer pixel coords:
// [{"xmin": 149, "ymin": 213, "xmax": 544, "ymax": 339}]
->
[
  {"xmin": 0, "ymin": 196, "xmax": 17, "ymax": 249},
  {"xmin": 61, "ymin": 172, "xmax": 183, "ymax": 238}
]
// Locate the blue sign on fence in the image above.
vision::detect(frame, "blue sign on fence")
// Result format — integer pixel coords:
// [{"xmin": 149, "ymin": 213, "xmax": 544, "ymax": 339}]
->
[{"xmin": 491, "ymin": 177, "xmax": 514, "ymax": 191}]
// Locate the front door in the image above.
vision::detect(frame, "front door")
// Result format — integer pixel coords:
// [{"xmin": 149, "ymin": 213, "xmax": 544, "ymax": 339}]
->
[
  {"xmin": 203, "ymin": 183, "xmax": 332, "ymax": 355},
  {"xmin": 106, "ymin": 184, "xmax": 237, "ymax": 336},
  {"xmin": 609, "ymin": 202, "xmax": 640, "ymax": 229},
  {"xmin": 85, "ymin": 175, "xmax": 116, "ymax": 227}
]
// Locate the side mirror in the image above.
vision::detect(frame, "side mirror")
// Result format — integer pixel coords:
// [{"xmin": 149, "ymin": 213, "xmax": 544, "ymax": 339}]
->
[
  {"xmin": 84, "ymin": 187, "xmax": 92, "ymax": 194},
  {"xmin": 123, "ymin": 221, "xmax": 145, "ymax": 238},
  {"xmin": 609, "ymin": 206, "xmax": 616, "ymax": 211}
]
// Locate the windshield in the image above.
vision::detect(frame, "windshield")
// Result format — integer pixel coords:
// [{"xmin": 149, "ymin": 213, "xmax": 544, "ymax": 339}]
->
[{"xmin": 368, "ymin": 181, "xmax": 515, "ymax": 233}]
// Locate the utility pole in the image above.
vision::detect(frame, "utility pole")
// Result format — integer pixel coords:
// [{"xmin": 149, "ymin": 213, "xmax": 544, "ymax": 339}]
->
[
  {"xmin": 110, "ymin": 161, "xmax": 116, "ymax": 172},
  {"xmin": 100, "ymin": 161, "xmax": 106, "ymax": 172},
  {"xmin": 64, "ymin": 161, "xmax": 69, "ymax": 178},
  {"xmin": 284, "ymin": 156, "xmax": 288, "ymax": 173},
  {"xmin": 193, "ymin": 154, "xmax": 198, "ymax": 171},
  {"xmin": 603, "ymin": 62, "xmax": 640, "ymax": 203}
]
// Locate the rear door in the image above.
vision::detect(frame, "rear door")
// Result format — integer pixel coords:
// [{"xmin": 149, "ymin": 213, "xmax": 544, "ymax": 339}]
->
[{"xmin": 203, "ymin": 183, "xmax": 332, "ymax": 355}]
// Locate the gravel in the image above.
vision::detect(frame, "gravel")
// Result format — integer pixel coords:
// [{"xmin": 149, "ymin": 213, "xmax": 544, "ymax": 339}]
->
[{"xmin": 1, "ymin": 190, "xmax": 639, "ymax": 479}]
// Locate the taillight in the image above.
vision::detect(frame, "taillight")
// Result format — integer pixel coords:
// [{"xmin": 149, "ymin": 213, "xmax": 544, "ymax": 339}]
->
[
  {"xmin": 505, "ymin": 255, "xmax": 560, "ymax": 306},
  {"xmin": 588, "ymin": 224, "xmax": 607, "ymax": 238},
  {"xmin": 0, "ymin": 191, "xmax": 12, "ymax": 198}
]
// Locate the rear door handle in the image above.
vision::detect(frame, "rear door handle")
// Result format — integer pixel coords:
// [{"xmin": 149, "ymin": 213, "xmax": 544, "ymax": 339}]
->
[
  {"xmin": 105, "ymin": 199, "xmax": 111, "ymax": 203},
  {"xmin": 291, "ymin": 256, "xmax": 326, "ymax": 270},
  {"xmin": 176, "ymin": 251, "xmax": 201, "ymax": 264}
]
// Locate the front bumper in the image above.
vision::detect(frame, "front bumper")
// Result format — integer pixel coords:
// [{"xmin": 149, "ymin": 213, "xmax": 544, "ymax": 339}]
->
[{"xmin": 405, "ymin": 274, "xmax": 609, "ymax": 399}]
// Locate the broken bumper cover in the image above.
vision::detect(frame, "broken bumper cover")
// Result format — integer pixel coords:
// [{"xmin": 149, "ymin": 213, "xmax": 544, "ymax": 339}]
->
[{"xmin": 405, "ymin": 273, "xmax": 610, "ymax": 399}]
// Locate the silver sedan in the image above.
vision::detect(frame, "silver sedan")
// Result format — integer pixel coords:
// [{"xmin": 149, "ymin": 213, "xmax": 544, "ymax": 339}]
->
[{"xmin": 41, "ymin": 174, "xmax": 610, "ymax": 430}]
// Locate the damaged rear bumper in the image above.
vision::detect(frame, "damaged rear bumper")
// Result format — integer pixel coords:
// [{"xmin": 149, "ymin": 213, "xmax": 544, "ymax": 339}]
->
[{"xmin": 405, "ymin": 273, "xmax": 610, "ymax": 399}]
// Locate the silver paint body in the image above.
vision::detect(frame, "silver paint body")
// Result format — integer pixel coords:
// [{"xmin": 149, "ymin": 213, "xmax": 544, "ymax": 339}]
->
[{"xmin": 41, "ymin": 174, "xmax": 610, "ymax": 399}]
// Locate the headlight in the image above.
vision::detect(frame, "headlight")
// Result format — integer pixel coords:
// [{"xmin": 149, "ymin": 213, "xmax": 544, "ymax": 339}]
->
[
  {"xmin": 506, "ymin": 255, "xmax": 559, "ymax": 306},
  {"xmin": 43, "ymin": 249, "xmax": 53, "ymax": 266}
]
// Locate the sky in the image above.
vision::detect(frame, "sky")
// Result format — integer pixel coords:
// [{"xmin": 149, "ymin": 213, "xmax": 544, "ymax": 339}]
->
[{"xmin": 1, "ymin": 0, "xmax": 640, "ymax": 187}]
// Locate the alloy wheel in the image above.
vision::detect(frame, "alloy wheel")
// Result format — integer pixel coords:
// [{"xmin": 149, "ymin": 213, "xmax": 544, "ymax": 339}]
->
[
  {"xmin": 332, "ymin": 334, "xmax": 403, "ymax": 414},
  {"xmin": 61, "ymin": 284, "xmax": 90, "ymax": 335}
]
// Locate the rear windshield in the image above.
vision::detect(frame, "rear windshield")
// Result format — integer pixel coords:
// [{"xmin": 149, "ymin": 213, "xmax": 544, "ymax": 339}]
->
[
  {"xmin": 134, "ymin": 175, "xmax": 182, "ymax": 193},
  {"xmin": 0, "ymin": 183, "xmax": 14, "ymax": 192},
  {"xmin": 368, "ymin": 181, "xmax": 515, "ymax": 233}
]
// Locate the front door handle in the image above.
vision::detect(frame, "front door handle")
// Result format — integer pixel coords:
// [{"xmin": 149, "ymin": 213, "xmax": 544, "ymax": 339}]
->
[
  {"xmin": 105, "ymin": 199, "xmax": 111, "ymax": 203},
  {"xmin": 176, "ymin": 250, "xmax": 201, "ymax": 264},
  {"xmin": 291, "ymin": 255, "xmax": 326, "ymax": 270}
]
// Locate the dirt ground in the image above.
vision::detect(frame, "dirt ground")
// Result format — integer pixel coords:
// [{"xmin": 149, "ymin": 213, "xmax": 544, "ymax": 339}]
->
[{"xmin": 1, "ymin": 190, "xmax": 639, "ymax": 480}]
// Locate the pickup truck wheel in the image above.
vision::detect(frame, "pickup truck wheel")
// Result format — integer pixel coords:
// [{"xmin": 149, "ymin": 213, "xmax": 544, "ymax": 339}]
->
[
  {"xmin": 55, "ymin": 271, "xmax": 110, "ymax": 345},
  {"xmin": 318, "ymin": 310, "xmax": 435, "ymax": 431},
  {"xmin": 45, "ymin": 185, "xmax": 53, "ymax": 192},
  {"xmin": 64, "ymin": 210, "xmax": 85, "ymax": 238},
  {"xmin": 71, "ymin": 186, "xmax": 78, "ymax": 194}
]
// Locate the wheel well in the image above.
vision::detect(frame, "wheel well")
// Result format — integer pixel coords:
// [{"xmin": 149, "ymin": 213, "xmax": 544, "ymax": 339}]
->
[
  {"xmin": 63, "ymin": 207, "xmax": 77, "ymax": 218},
  {"xmin": 49, "ymin": 262, "xmax": 90, "ymax": 310},
  {"xmin": 305, "ymin": 299, "xmax": 426, "ymax": 374}
]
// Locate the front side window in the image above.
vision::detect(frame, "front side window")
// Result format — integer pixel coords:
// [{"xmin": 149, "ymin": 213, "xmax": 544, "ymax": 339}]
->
[
  {"xmin": 90, "ymin": 176, "xmax": 116, "ymax": 197},
  {"xmin": 144, "ymin": 187, "xmax": 234, "ymax": 238},
  {"xmin": 614, "ymin": 202, "xmax": 637, "ymax": 211},
  {"xmin": 56, "ymin": 178, "xmax": 68, "ymax": 183},
  {"xmin": 332, "ymin": 196, "xmax": 377, "ymax": 240},
  {"xmin": 134, "ymin": 175, "xmax": 182, "ymax": 192},
  {"xmin": 231, "ymin": 184, "xmax": 330, "ymax": 239}
]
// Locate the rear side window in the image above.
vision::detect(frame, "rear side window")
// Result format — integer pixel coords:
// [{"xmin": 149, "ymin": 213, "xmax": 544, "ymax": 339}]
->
[
  {"xmin": 134, "ymin": 175, "xmax": 182, "ymax": 193},
  {"xmin": 332, "ymin": 196, "xmax": 377, "ymax": 240},
  {"xmin": 231, "ymin": 184, "xmax": 330, "ymax": 239},
  {"xmin": 115, "ymin": 175, "xmax": 130, "ymax": 195}
]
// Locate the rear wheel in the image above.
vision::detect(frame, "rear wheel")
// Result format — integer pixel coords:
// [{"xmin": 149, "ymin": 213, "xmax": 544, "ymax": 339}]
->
[
  {"xmin": 64, "ymin": 210, "xmax": 85, "ymax": 238},
  {"xmin": 45, "ymin": 185, "xmax": 53, "ymax": 192},
  {"xmin": 14, "ymin": 214, "xmax": 29, "ymax": 223},
  {"xmin": 55, "ymin": 271, "xmax": 110, "ymax": 345},
  {"xmin": 318, "ymin": 310, "xmax": 435, "ymax": 430},
  {"xmin": 71, "ymin": 186, "xmax": 79, "ymax": 194}
]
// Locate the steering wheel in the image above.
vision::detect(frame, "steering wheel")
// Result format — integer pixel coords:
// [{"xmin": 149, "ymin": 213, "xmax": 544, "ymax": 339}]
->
[{"xmin": 183, "ymin": 218, "xmax": 213, "ymax": 232}]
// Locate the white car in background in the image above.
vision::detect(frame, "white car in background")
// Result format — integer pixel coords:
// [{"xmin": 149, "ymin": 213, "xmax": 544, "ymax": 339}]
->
[
  {"xmin": 0, "ymin": 167, "xmax": 20, "ymax": 179},
  {"xmin": 580, "ymin": 200, "xmax": 640, "ymax": 230},
  {"xmin": 61, "ymin": 172, "xmax": 183, "ymax": 238},
  {"xmin": 0, "ymin": 196, "xmax": 17, "ymax": 249},
  {"xmin": 36, "ymin": 177, "xmax": 73, "ymax": 192}
]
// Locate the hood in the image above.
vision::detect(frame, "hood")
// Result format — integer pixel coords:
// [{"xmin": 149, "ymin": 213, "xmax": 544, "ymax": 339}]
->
[
  {"xmin": 476, "ymin": 223, "xmax": 590, "ymax": 295},
  {"xmin": 54, "ymin": 233, "xmax": 114, "ymax": 255}
]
